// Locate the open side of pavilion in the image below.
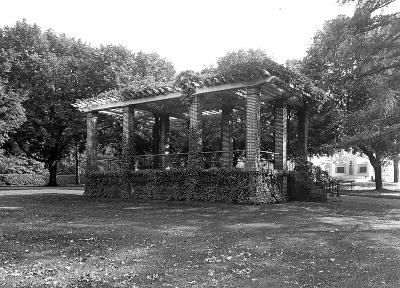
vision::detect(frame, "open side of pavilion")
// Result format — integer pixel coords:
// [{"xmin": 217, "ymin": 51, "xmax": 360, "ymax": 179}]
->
[{"xmin": 74, "ymin": 70, "xmax": 317, "ymax": 204}]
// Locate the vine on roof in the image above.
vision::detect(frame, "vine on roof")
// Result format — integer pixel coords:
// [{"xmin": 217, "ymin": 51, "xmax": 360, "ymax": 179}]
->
[
  {"xmin": 173, "ymin": 70, "xmax": 203, "ymax": 105},
  {"xmin": 216, "ymin": 49, "xmax": 325, "ymax": 101}
]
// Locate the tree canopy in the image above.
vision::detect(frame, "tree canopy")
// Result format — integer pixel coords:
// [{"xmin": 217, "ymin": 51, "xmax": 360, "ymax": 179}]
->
[
  {"xmin": 303, "ymin": 0, "xmax": 400, "ymax": 189},
  {"xmin": 0, "ymin": 20, "xmax": 175, "ymax": 185}
]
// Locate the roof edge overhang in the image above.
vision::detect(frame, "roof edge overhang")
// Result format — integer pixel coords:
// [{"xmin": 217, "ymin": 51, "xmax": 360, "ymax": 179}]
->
[{"xmin": 76, "ymin": 76, "xmax": 287, "ymax": 113}]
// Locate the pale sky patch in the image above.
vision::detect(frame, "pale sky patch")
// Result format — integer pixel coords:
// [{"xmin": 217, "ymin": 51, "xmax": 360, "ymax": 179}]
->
[{"xmin": 0, "ymin": 0, "xmax": 398, "ymax": 72}]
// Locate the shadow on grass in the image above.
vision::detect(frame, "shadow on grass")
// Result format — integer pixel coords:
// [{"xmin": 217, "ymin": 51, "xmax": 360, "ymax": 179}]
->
[{"xmin": 0, "ymin": 194, "xmax": 400, "ymax": 287}]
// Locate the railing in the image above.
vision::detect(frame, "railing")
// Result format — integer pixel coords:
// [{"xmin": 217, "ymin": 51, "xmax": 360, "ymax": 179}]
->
[
  {"xmin": 312, "ymin": 165, "xmax": 340, "ymax": 197},
  {"xmin": 96, "ymin": 150, "xmax": 294, "ymax": 172}
]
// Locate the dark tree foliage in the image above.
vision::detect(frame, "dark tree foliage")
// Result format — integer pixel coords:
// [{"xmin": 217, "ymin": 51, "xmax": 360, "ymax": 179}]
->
[
  {"xmin": 0, "ymin": 83, "xmax": 25, "ymax": 145},
  {"xmin": 0, "ymin": 20, "xmax": 175, "ymax": 186}
]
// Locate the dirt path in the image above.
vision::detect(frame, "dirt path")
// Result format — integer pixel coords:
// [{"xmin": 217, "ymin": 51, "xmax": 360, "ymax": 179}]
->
[{"xmin": 0, "ymin": 186, "xmax": 84, "ymax": 196}]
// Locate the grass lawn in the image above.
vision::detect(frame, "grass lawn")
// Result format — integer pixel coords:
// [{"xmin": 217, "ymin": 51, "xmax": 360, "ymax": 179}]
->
[
  {"xmin": 340, "ymin": 181, "xmax": 400, "ymax": 199},
  {"xmin": 0, "ymin": 191, "xmax": 400, "ymax": 287}
]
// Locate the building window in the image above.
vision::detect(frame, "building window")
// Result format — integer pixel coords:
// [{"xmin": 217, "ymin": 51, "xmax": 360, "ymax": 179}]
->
[
  {"xmin": 358, "ymin": 166, "xmax": 367, "ymax": 174},
  {"xmin": 336, "ymin": 166, "xmax": 345, "ymax": 173}
]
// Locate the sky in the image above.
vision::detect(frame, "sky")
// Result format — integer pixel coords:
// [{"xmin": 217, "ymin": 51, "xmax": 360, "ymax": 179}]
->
[{"xmin": 0, "ymin": 0, "xmax": 398, "ymax": 72}]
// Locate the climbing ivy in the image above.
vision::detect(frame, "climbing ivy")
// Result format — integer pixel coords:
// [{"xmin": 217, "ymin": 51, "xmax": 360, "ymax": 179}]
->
[
  {"xmin": 216, "ymin": 49, "xmax": 324, "ymax": 101},
  {"xmin": 85, "ymin": 168, "xmax": 286, "ymax": 204}
]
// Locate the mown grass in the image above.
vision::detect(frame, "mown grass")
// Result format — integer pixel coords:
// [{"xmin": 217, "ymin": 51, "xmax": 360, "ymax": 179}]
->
[
  {"xmin": 341, "ymin": 181, "xmax": 400, "ymax": 199},
  {"xmin": 0, "ymin": 192, "xmax": 400, "ymax": 287}
]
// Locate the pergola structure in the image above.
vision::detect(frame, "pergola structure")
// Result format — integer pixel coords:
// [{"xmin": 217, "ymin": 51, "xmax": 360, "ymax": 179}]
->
[{"xmin": 74, "ymin": 70, "xmax": 313, "ymax": 203}]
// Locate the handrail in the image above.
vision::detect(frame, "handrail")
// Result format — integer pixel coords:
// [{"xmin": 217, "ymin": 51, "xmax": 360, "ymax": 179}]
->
[{"xmin": 97, "ymin": 150, "xmax": 276, "ymax": 160}]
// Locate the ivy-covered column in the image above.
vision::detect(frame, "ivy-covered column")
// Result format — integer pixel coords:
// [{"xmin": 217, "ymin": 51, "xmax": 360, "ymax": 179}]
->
[
  {"xmin": 297, "ymin": 104, "xmax": 309, "ymax": 161},
  {"xmin": 221, "ymin": 103, "xmax": 233, "ymax": 168},
  {"xmin": 188, "ymin": 95, "xmax": 202, "ymax": 168},
  {"xmin": 122, "ymin": 106, "xmax": 135, "ymax": 170},
  {"xmin": 86, "ymin": 111, "xmax": 99, "ymax": 172},
  {"xmin": 245, "ymin": 89, "xmax": 261, "ymax": 171},
  {"xmin": 274, "ymin": 100, "xmax": 288, "ymax": 200},
  {"xmin": 159, "ymin": 114, "xmax": 170, "ymax": 169},
  {"xmin": 152, "ymin": 114, "xmax": 161, "ymax": 168},
  {"xmin": 274, "ymin": 101, "xmax": 287, "ymax": 170}
]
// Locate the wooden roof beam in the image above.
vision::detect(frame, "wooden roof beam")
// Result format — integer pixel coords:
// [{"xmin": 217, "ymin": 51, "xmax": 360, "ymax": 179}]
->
[
  {"xmin": 99, "ymin": 110, "xmax": 123, "ymax": 118},
  {"xmin": 134, "ymin": 104, "xmax": 188, "ymax": 120}
]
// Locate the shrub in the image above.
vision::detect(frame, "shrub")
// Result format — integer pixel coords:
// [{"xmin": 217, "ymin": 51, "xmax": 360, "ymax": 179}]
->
[
  {"xmin": 0, "ymin": 153, "xmax": 45, "ymax": 174},
  {"xmin": 0, "ymin": 174, "xmax": 47, "ymax": 186},
  {"xmin": 0, "ymin": 174, "xmax": 85, "ymax": 186}
]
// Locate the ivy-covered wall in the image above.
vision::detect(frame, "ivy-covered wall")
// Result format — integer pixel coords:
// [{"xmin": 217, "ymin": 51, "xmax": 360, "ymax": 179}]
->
[{"xmin": 85, "ymin": 169, "xmax": 287, "ymax": 204}]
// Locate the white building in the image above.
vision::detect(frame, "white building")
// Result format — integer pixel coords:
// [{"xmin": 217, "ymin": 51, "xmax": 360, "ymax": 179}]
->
[{"xmin": 310, "ymin": 150, "xmax": 395, "ymax": 182}]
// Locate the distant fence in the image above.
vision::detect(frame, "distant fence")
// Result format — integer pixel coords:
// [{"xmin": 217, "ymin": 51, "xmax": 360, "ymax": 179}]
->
[{"xmin": 0, "ymin": 174, "xmax": 85, "ymax": 186}]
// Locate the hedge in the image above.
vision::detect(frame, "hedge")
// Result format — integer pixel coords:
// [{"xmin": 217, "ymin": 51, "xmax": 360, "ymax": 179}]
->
[
  {"xmin": 0, "ymin": 174, "xmax": 85, "ymax": 186},
  {"xmin": 0, "ymin": 174, "xmax": 47, "ymax": 186},
  {"xmin": 85, "ymin": 168, "xmax": 287, "ymax": 204}
]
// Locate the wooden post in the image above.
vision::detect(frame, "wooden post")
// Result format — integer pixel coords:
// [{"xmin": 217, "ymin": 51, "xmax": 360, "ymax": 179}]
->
[
  {"xmin": 188, "ymin": 95, "xmax": 202, "ymax": 168},
  {"xmin": 245, "ymin": 89, "xmax": 260, "ymax": 171},
  {"xmin": 221, "ymin": 103, "xmax": 233, "ymax": 168},
  {"xmin": 122, "ymin": 106, "xmax": 135, "ymax": 170},
  {"xmin": 159, "ymin": 114, "xmax": 170, "ymax": 169},
  {"xmin": 86, "ymin": 112, "xmax": 98, "ymax": 172},
  {"xmin": 297, "ymin": 104, "xmax": 309, "ymax": 161},
  {"xmin": 274, "ymin": 101, "xmax": 287, "ymax": 171}
]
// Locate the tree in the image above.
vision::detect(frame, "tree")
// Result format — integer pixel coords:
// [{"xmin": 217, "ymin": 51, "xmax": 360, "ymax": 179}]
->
[
  {"xmin": 0, "ymin": 83, "xmax": 25, "ymax": 145},
  {"xmin": 303, "ymin": 0, "xmax": 400, "ymax": 189},
  {"xmin": 4, "ymin": 33, "xmax": 95, "ymax": 185},
  {"xmin": 0, "ymin": 20, "xmax": 176, "ymax": 186}
]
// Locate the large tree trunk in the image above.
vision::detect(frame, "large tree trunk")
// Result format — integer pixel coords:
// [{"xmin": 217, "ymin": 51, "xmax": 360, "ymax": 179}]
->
[
  {"xmin": 361, "ymin": 147, "xmax": 383, "ymax": 190},
  {"xmin": 75, "ymin": 142, "xmax": 80, "ymax": 185},
  {"xmin": 47, "ymin": 162, "xmax": 58, "ymax": 187},
  {"xmin": 372, "ymin": 164, "xmax": 383, "ymax": 190},
  {"xmin": 394, "ymin": 155, "xmax": 399, "ymax": 183}
]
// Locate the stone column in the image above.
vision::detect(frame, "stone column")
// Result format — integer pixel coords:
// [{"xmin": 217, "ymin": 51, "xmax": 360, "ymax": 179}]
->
[
  {"xmin": 152, "ymin": 114, "xmax": 161, "ymax": 168},
  {"xmin": 221, "ymin": 104, "xmax": 233, "ymax": 168},
  {"xmin": 122, "ymin": 106, "xmax": 135, "ymax": 170},
  {"xmin": 159, "ymin": 114, "xmax": 170, "ymax": 169},
  {"xmin": 152, "ymin": 114, "xmax": 161, "ymax": 155},
  {"xmin": 188, "ymin": 95, "xmax": 202, "ymax": 168},
  {"xmin": 274, "ymin": 101, "xmax": 287, "ymax": 171},
  {"xmin": 86, "ymin": 112, "xmax": 99, "ymax": 172},
  {"xmin": 245, "ymin": 89, "xmax": 261, "ymax": 171},
  {"xmin": 297, "ymin": 105, "xmax": 309, "ymax": 161}
]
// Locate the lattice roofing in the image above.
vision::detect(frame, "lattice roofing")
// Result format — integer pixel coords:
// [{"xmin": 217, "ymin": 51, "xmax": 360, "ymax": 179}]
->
[{"xmin": 73, "ymin": 69, "xmax": 318, "ymax": 118}]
